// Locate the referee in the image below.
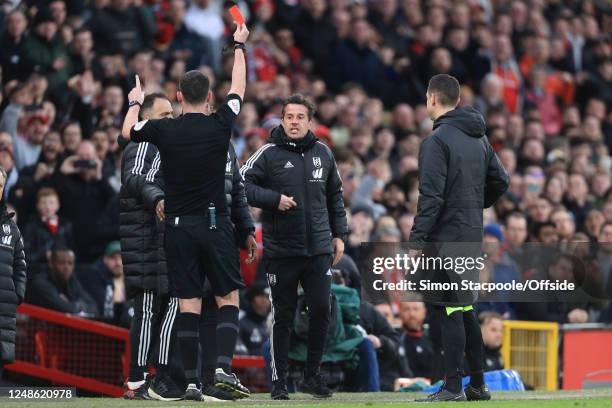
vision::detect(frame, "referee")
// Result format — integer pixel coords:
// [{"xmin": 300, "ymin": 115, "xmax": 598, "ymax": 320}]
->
[
  {"xmin": 408, "ymin": 74, "xmax": 509, "ymax": 402},
  {"xmin": 241, "ymin": 94, "xmax": 348, "ymax": 400},
  {"xmin": 122, "ymin": 24, "xmax": 250, "ymax": 401}
]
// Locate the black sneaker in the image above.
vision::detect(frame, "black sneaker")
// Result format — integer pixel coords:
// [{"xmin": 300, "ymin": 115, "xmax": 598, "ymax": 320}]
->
[
  {"xmin": 202, "ymin": 383, "xmax": 235, "ymax": 401},
  {"xmin": 183, "ymin": 383, "xmax": 204, "ymax": 401},
  {"xmin": 271, "ymin": 380, "xmax": 290, "ymax": 400},
  {"xmin": 147, "ymin": 375, "xmax": 184, "ymax": 401},
  {"xmin": 415, "ymin": 387, "xmax": 466, "ymax": 402},
  {"xmin": 299, "ymin": 373, "xmax": 332, "ymax": 398},
  {"xmin": 214, "ymin": 369, "xmax": 251, "ymax": 399},
  {"xmin": 465, "ymin": 383, "xmax": 491, "ymax": 401}
]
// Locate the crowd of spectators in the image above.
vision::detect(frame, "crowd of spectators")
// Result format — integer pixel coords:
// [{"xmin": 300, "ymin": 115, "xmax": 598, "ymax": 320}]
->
[{"xmin": 0, "ymin": 0, "xmax": 611, "ymax": 391}]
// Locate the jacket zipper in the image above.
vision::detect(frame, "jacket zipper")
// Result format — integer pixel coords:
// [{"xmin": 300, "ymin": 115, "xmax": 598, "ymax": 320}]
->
[{"xmin": 301, "ymin": 152, "xmax": 311, "ymax": 256}]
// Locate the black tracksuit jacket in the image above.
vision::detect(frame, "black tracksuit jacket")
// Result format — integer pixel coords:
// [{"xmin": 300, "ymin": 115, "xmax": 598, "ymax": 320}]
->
[{"xmin": 241, "ymin": 126, "xmax": 348, "ymax": 259}]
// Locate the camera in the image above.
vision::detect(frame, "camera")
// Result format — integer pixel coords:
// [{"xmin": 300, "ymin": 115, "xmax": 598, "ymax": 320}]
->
[{"xmin": 73, "ymin": 159, "xmax": 97, "ymax": 170}]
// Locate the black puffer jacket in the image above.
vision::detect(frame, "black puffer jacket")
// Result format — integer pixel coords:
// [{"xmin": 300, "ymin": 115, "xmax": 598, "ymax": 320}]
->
[
  {"xmin": 0, "ymin": 202, "xmax": 27, "ymax": 363},
  {"xmin": 119, "ymin": 139, "xmax": 163, "ymax": 298},
  {"xmin": 242, "ymin": 126, "xmax": 348, "ymax": 258}
]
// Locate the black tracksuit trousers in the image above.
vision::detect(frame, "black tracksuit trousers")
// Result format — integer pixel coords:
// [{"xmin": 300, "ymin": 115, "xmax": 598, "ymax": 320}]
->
[{"xmin": 264, "ymin": 255, "xmax": 332, "ymax": 383}]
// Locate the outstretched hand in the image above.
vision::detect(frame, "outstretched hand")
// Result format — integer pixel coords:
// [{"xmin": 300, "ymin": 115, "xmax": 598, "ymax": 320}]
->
[
  {"xmin": 128, "ymin": 75, "xmax": 145, "ymax": 105},
  {"xmin": 233, "ymin": 24, "xmax": 250, "ymax": 43}
]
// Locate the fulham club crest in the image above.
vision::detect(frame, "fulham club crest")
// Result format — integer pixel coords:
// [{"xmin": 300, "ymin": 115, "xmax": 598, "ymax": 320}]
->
[
  {"xmin": 312, "ymin": 157, "xmax": 321, "ymax": 168},
  {"xmin": 2, "ymin": 224, "xmax": 10, "ymax": 235}
]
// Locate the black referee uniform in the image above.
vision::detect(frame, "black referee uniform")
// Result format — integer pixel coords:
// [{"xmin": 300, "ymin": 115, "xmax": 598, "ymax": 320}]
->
[
  {"xmin": 130, "ymin": 94, "xmax": 245, "ymax": 390},
  {"xmin": 241, "ymin": 125, "xmax": 348, "ymax": 394}
]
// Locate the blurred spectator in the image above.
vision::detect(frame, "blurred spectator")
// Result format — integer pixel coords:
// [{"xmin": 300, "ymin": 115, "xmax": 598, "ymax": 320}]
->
[
  {"xmin": 398, "ymin": 301, "xmax": 433, "ymax": 379},
  {"xmin": 0, "ymin": 133, "xmax": 18, "ymax": 202},
  {"xmin": 26, "ymin": 245, "xmax": 98, "ymax": 316},
  {"xmin": 327, "ymin": 19, "xmax": 385, "ymax": 95},
  {"xmin": 166, "ymin": 0, "xmax": 212, "ymax": 70},
  {"xmin": 52, "ymin": 140, "xmax": 116, "ymax": 261},
  {"xmin": 183, "ymin": 0, "xmax": 224, "ymax": 71},
  {"xmin": 76, "ymin": 241, "xmax": 130, "ymax": 327},
  {"xmin": 479, "ymin": 312, "xmax": 504, "ymax": 372},
  {"xmin": 239, "ymin": 282, "xmax": 271, "ymax": 355},
  {"xmin": 22, "ymin": 8, "xmax": 71, "ymax": 97},
  {"xmin": 0, "ymin": 10, "xmax": 29, "ymax": 84},
  {"xmin": 23, "ymin": 187, "xmax": 74, "ymax": 275},
  {"xmin": 478, "ymin": 224, "xmax": 520, "ymax": 318},
  {"xmin": 360, "ymin": 300, "xmax": 402, "ymax": 391},
  {"xmin": 0, "ymin": 83, "xmax": 48, "ymax": 170},
  {"xmin": 88, "ymin": 0, "xmax": 157, "ymax": 56}
]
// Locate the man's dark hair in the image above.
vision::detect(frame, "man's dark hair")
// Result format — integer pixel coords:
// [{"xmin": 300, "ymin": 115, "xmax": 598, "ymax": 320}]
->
[
  {"xmin": 427, "ymin": 74, "xmax": 460, "ymax": 107},
  {"xmin": 139, "ymin": 93, "xmax": 169, "ymax": 120},
  {"xmin": 281, "ymin": 94, "xmax": 316, "ymax": 119},
  {"xmin": 178, "ymin": 70, "xmax": 210, "ymax": 105},
  {"xmin": 532, "ymin": 221, "xmax": 556, "ymax": 238},
  {"xmin": 50, "ymin": 243, "xmax": 74, "ymax": 259},
  {"xmin": 503, "ymin": 210, "xmax": 526, "ymax": 226}
]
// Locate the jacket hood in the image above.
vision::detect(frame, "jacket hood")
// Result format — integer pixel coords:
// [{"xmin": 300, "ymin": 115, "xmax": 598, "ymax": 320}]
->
[
  {"xmin": 433, "ymin": 107, "xmax": 486, "ymax": 138},
  {"xmin": 269, "ymin": 126, "xmax": 317, "ymax": 153}
]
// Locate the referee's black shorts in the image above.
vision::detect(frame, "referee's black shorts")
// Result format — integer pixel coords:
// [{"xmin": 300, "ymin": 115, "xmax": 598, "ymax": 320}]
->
[{"xmin": 164, "ymin": 214, "xmax": 244, "ymax": 299}]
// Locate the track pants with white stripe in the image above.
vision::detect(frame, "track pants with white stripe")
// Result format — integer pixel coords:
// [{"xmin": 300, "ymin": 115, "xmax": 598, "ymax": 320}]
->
[
  {"xmin": 152, "ymin": 294, "xmax": 184, "ymax": 386},
  {"xmin": 128, "ymin": 290, "xmax": 157, "ymax": 382},
  {"xmin": 265, "ymin": 255, "xmax": 332, "ymax": 383}
]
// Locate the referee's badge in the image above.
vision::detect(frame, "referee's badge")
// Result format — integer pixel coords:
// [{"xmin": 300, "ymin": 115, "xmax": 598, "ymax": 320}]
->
[
  {"xmin": 313, "ymin": 157, "xmax": 321, "ymax": 168},
  {"xmin": 134, "ymin": 119, "xmax": 148, "ymax": 131},
  {"xmin": 228, "ymin": 99, "xmax": 241, "ymax": 115}
]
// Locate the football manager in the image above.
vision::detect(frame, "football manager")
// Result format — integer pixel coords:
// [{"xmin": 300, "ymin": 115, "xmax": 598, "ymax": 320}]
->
[{"xmin": 241, "ymin": 94, "xmax": 348, "ymax": 400}]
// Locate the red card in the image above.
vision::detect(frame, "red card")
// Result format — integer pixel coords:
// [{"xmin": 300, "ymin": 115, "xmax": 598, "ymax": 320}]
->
[{"xmin": 229, "ymin": 5, "xmax": 245, "ymax": 25}]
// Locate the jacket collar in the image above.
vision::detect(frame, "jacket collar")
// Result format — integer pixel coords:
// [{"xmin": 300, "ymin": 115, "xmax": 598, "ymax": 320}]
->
[{"xmin": 268, "ymin": 126, "xmax": 317, "ymax": 154}]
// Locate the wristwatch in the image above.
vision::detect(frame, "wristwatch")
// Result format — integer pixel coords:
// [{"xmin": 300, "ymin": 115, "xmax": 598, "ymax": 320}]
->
[
  {"xmin": 234, "ymin": 42, "xmax": 246, "ymax": 51},
  {"xmin": 128, "ymin": 100, "xmax": 142, "ymax": 108}
]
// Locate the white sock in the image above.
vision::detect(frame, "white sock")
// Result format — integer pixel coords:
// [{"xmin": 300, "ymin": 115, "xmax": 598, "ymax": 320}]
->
[{"xmin": 127, "ymin": 380, "xmax": 145, "ymax": 390}]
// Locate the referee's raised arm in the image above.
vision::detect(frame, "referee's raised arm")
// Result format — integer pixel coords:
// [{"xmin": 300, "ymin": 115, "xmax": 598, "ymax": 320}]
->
[{"xmin": 228, "ymin": 24, "xmax": 249, "ymax": 101}]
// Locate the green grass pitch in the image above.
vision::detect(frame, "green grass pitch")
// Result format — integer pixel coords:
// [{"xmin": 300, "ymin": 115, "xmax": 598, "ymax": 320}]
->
[{"xmin": 2, "ymin": 389, "xmax": 612, "ymax": 408}]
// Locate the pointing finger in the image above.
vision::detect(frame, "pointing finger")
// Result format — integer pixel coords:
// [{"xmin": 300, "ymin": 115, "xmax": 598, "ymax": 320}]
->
[{"xmin": 135, "ymin": 75, "xmax": 141, "ymax": 89}]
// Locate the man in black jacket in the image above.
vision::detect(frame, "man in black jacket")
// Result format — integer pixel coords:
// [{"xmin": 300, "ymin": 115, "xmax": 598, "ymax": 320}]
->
[
  {"xmin": 0, "ymin": 166, "xmax": 27, "ymax": 377},
  {"xmin": 242, "ymin": 94, "xmax": 348, "ymax": 400},
  {"xmin": 119, "ymin": 92, "xmax": 172, "ymax": 399},
  {"xmin": 408, "ymin": 74, "xmax": 509, "ymax": 402}
]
